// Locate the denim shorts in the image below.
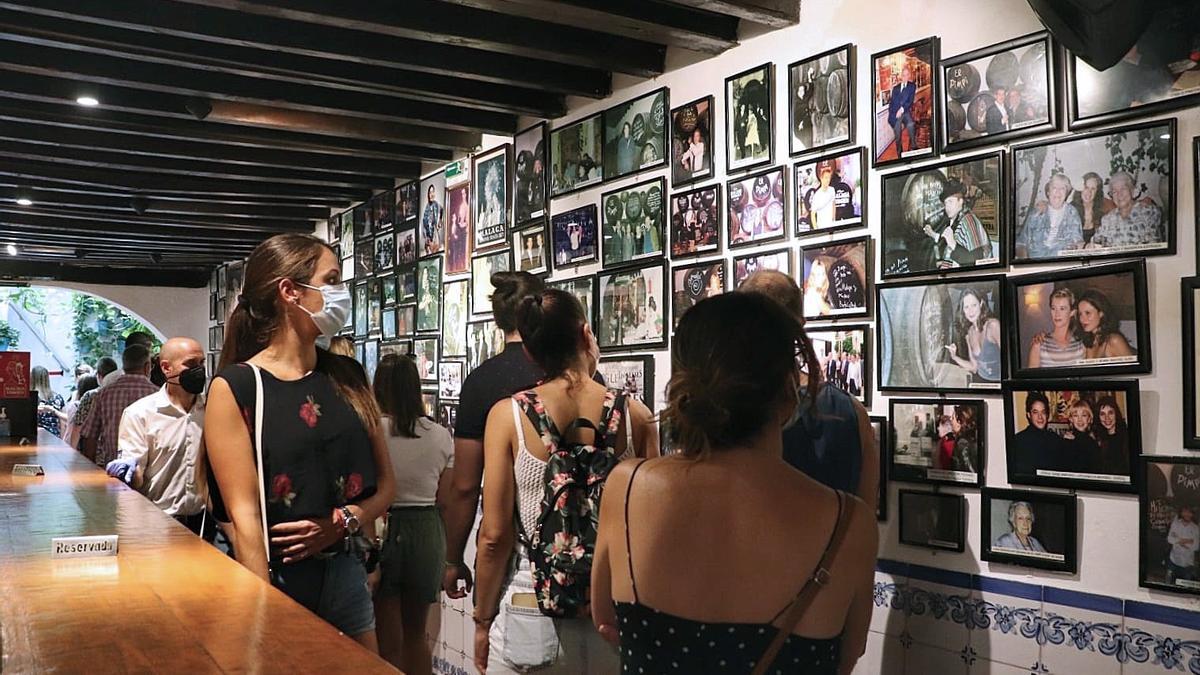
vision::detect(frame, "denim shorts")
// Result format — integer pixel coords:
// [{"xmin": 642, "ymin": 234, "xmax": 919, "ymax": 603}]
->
[{"xmin": 271, "ymin": 552, "xmax": 375, "ymax": 637}]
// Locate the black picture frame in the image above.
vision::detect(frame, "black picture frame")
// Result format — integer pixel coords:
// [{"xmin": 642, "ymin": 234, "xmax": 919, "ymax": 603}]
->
[
  {"xmin": 789, "ymin": 43, "xmax": 856, "ymax": 157},
  {"xmin": 374, "ymin": 232, "xmax": 396, "ymax": 272},
  {"xmin": 1139, "ymin": 455, "xmax": 1200, "ymax": 596},
  {"xmin": 670, "ymin": 95, "xmax": 715, "ymax": 187},
  {"xmin": 547, "ymin": 275, "xmax": 597, "ymax": 329},
  {"xmin": 794, "ymin": 146, "xmax": 866, "ymax": 238},
  {"xmin": 414, "ymin": 336, "xmax": 439, "ymax": 383},
  {"xmin": 418, "ymin": 169, "xmax": 447, "ymax": 259},
  {"xmin": 726, "ymin": 164, "xmax": 788, "ymax": 249},
  {"xmin": 807, "ymin": 323, "xmax": 871, "ymax": 407},
  {"xmin": 550, "ymin": 204, "xmax": 599, "ymax": 271},
  {"xmin": 353, "ymin": 281, "xmax": 368, "ymax": 337},
  {"xmin": 888, "ymin": 397, "xmax": 986, "ymax": 487},
  {"xmin": 879, "ymin": 150, "xmax": 1006, "ymax": 279},
  {"xmin": 367, "ymin": 276, "xmax": 383, "ymax": 335},
  {"xmin": 549, "ymin": 112, "xmax": 604, "ymax": 199},
  {"xmin": 438, "ymin": 402, "xmax": 458, "ymax": 432},
  {"xmin": 441, "ymin": 279, "xmax": 470, "ymax": 359},
  {"xmin": 1065, "ymin": 34, "xmax": 1200, "ymax": 130},
  {"xmin": 731, "ymin": 246, "xmax": 792, "ymax": 288},
  {"xmin": 601, "ymin": 177, "xmax": 666, "ymax": 269},
  {"xmin": 1010, "ymin": 119, "xmax": 1177, "ymax": 265},
  {"xmin": 871, "ymin": 415, "xmax": 889, "ymax": 521},
  {"xmin": 670, "ymin": 257, "xmax": 727, "ymax": 332},
  {"xmin": 1003, "ymin": 379, "xmax": 1141, "ymax": 494},
  {"xmin": 396, "ymin": 181, "xmax": 418, "ymax": 224},
  {"xmin": 512, "ymin": 222, "xmax": 549, "ymax": 276},
  {"xmin": 396, "ymin": 269, "xmax": 417, "ymax": 304},
  {"xmin": 415, "ymin": 257, "xmax": 442, "ymax": 333},
  {"xmin": 799, "ymin": 235, "xmax": 872, "ymax": 321},
  {"xmin": 473, "ymin": 143, "xmax": 513, "ymax": 251},
  {"xmin": 397, "ymin": 304, "xmax": 415, "ymax": 337},
  {"xmin": 871, "ymin": 36, "xmax": 940, "ymax": 167},
  {"xmin": 940, "ymin": 32, "xmax": 1059, "ymax": 154},
  {"xmin": 602, "ymin": 86, "xmax": 669, "ymax": 182},
  {"xmin": 438, "ymin": 359, "xmax": 464, "ymax": 401},
  {"xmin": 377, "ymin": 188, "xmax": 396, "ymax": 230},
  {"xmin": 669, "ymin": 183, "xmax": 721, "ymax": 259},
  {"xmin": 466, "ymin": 319, "xmax": 505, "ymax": 372},
  {"xmin": 725, "ymin": 62, "xmax": 775, "ymax": 174},
  {"xmin": 327, "ymin": 215, "xmax": 341, "ymax": 244},
  {"xmin": 596, "ymin": 355, "xmax": 656, "ymax": 410},
  {"xmin": 1007, "ymin": 260, "xmax": 1151, "ymax": 378},
  {"xmin": 381, "ymin": 340, "xmax": 413, "ymax": 358},
  {"xmin": 469, "ymin": 249, "xmax": 512, "ymax": 319},
  {"xmin": 1184, "ymin": 276, "xmax": 1200, "ymax": 449},
  {"xmin": 981, "ymin": 487, "xmax": 1078, "ymax": 573},
  {"xmin": 421, "ymin": 389, "xmax": 439, "ymax": 417},
  {"xmin": 381, "ymin": 274, "xmax": 398, "ymax": 309},
  {"xmin": 596, "ymin": 261, "xmax": 668, "ymax": 353},
  {"xmin": 877, "ymin": 274, "xmax": 1006, "ymax": 393},
  {"xmin": 444, "ymin": 183, "xmax": 471, "ymax": 276},
  {"xmin": 514, "ymin": 121, "xmax": 549, "ymax": 226},
  {"xmin": 899, "ymin": 489, "xmax": 966, "ymax": 552}
]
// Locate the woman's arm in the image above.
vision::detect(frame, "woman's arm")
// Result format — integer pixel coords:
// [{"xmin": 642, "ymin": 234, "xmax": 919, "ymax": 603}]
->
[
  {"xmin": 1027, "ymin": 339, "xmax": 1042, "ymax": 369},
  {"xmin": 628, "ymin": 399, "xmax": 659, "ymax": 459},
  {"xmin": 204, "ymin": 377, "xmax": 269, "ymax": 580},
  {"xmin": 352, "ymin": 422, "xmax": 398, "ymax": 524},
  {"xmin": 944, "ymin": 343, "xmax": 976, "ymax": 372},
  {"xmin": 473, "ymin": 402, "xmax": 518, "ymax": 674},
  {"xmin": 592, "ymin": 461, "xmax": 635, "ymax": 646},
  {"xmin": 852, "ymin": 400, "xmax": 879, "ymax": 514},
  {"xmin": 1105, "ymin": 332, "xmax": 1135, "ymax": 357},
  {"xmin": 838, "ymin": 499, "xmax": 879, "ymax": 675}
]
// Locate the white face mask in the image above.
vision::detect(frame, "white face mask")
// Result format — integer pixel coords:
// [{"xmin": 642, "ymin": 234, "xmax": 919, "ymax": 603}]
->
[{"xmin": 298, "ymin": 283, "xmax": 351, "ymax": 339}]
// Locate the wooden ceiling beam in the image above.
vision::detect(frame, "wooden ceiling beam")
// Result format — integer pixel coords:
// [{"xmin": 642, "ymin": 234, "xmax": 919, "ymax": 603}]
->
[
  {"xmin": 0, "ymin": 260, "xmax": 212, "ymax": 287},
  {"xmin": 0, "ymin": 233, "xmax": 255, "ymax": 258},
  {"xmin": 0, "ymin": 176, "xmax": 352, "ymax": 210},
  {"xmin": 664, "ymin": 0, "xmax": 799, "ymax": 27},
  {"xmin": 0, "ymin": 186, "xmax": 325, "ymax": 222},
  {"xmin": 0, "ymin": 207, "xmax": 308, "ymax": 237}
]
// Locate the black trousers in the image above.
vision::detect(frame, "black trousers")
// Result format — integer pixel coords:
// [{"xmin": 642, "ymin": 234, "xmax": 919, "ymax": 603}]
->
[{"xmin": 175, "ymin": 511, "xmax": 219, "ymax": 543}]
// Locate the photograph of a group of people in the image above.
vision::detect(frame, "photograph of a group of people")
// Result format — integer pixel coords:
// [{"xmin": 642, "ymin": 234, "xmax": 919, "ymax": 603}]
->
[
  {"xmin": 670, "ymin": 185, "xmax": 720, "ymax": 257},
  {"xmin": 890, "ymin": 399, "xmax": 982, "ymax": 485},
  {"xmin": 550, "ymin": 116, "xmax": 602, "ymax": 197},
  {"xmin": 1142, "ymin": 458, "xmax": 1200, "ymax": 591},
  {"xmin": 598, "ymin": 265, "xmax": 665, "ymax": 349},
  {"xmin": 983, "ymin": 488, "xmax": 1073, "ymax": 568},
  {"xmin": 727, "ymin": 167, "xmax": 786, "ymax": 246},
  {"xmin": 942, "ymin": 37, "xmax": 1051, "ymax": 147},
  {"xmin": 801, "ymin": 237, "xmax": 868, "ymax": 319},
  {"xmin": 794, "ymin": 148, "xmax": 863, "ymax": 234},
  {"xmin": 551, "ymin": 205, "xmax": 598, "ymax": 268},
  {"xmin": 602, "ymin": 89, "xmax": 667, "ymax": 181},
  {"xmin": 1012, "ymin": 121, "xmax": 1173, "ymax": 260},
  {"xmin": 602, "ymin": 180, "xmax": 665, "ymax": 267},
  {"xmin": 670, "ymin": 97, "xmax": 712, "ymax": 185},
  {"xmin": 807, "ymin": 326, "xmax": 868, "ymax": 403}
]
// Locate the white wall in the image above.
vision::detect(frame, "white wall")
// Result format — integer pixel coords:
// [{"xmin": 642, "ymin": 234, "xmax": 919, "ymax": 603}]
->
[{"xmin": 40, "ymin": 281, "xmax": 211, "ymax": 351}]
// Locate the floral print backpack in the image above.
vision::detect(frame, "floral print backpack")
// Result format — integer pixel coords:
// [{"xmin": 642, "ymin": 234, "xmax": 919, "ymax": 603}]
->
[{"xmin": 513, "ymin": 388, "xmax": 629, "ymax": 618}]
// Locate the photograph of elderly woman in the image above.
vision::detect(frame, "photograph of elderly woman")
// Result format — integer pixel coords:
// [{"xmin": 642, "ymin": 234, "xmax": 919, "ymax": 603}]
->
[
  {"xmin": 1141, "ymin": 456, "xmax": 1200, "ymax": 595},
  {"xmin": 988, "ymin": 496, "xmax": 1068, "ymax": 562}
]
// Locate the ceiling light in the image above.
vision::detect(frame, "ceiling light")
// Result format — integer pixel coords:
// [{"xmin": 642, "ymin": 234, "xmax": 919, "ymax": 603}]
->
[
  {"xmin": 15, "ymin": 198, "xmax": 32, "ymax": 206},
  {"xmin": 6, "ymin": 244, "xmax": 17, "ymax": 256},
  {"xmin": 76, "ymin": 96, "xmax": 100, "ymax": 107}
]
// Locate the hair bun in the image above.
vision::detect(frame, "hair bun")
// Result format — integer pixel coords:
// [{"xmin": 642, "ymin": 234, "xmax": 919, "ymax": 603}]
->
[{"xmin": 679, "ymin": 392, "xmax": 730, "ymax": 428}]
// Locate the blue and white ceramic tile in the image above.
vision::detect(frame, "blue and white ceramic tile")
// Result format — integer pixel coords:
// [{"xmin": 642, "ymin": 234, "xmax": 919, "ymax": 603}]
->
[
  {"xmin": 969, "ymin": 577, "xmax": 1045, "ymax": 669},
  {"xmin": 1121, "ymin": 601, "xmax": 1200, "ymax": 675}
]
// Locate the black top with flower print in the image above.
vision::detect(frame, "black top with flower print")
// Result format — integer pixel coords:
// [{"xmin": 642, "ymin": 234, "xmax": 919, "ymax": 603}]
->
[{"xmin": 207, "ymin": 362, "xmax": 377, "ymax": 527}]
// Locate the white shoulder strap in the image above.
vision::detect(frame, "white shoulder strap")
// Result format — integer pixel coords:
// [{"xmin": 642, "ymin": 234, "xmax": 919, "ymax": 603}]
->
[
  {"xmin": 510, "ymin": 398, "xmax": 528, "ymax": 453},
  {"xmin": 624, "ymin": 397, "xmax": 634, "ymax": 454},
  {"xmin": 246, "ymin": 363, "xmax": 271, "ymax": 564}
]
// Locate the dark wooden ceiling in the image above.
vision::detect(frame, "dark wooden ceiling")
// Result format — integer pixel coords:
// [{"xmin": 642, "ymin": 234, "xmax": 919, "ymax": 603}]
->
[{"xmin": 0, "ymin": 0, "xmax": 796, "ymax": 287}]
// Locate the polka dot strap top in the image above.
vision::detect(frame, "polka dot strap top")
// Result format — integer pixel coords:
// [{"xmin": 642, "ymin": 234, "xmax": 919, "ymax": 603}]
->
[{"xmin": 615, "ymin": 461, "xmax": 851, "ymax": 675}]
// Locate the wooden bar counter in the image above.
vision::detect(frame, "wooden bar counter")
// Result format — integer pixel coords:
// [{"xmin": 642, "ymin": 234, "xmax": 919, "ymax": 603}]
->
[{"xmin": 0, "ymin": 431, "xmax": 397, "ymax": 673}]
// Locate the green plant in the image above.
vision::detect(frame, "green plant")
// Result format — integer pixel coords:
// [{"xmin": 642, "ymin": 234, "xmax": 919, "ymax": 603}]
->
[
  {"xmin": 0, "ymin": 321, "xmax": 19, "ymax": 348},
  {"xmin": 71, "ymin": 295, "xmax": 158, "ymax": 366}
]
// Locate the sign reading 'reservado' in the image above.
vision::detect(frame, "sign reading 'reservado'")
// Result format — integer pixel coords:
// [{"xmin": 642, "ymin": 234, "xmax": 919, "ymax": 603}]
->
[{"xmin": 51, "ymin": 535, "xmax": 118, "ymax": 558}]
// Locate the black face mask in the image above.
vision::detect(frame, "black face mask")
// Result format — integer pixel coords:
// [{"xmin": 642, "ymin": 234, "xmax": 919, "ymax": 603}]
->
[{"xmin": 173, "ymin": 365, "xmax": 207, "ymax": 395}]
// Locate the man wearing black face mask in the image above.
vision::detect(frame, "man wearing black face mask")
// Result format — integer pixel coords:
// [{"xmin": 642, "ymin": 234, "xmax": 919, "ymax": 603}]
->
[{"xmin": 105, "ymin": 337, "xmax": 214, "ymax": 540}]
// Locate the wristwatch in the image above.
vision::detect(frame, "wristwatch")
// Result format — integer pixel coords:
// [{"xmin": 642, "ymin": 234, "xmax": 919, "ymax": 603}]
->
[{"xmin": 339, "ymin": 505, "xmax": 361, "ymax": 535}]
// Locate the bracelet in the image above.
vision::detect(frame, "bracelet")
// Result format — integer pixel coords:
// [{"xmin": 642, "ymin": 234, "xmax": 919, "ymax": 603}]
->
[{"xmin": 472, "ymin": 615, "xmax": 495, "ymax": 626}]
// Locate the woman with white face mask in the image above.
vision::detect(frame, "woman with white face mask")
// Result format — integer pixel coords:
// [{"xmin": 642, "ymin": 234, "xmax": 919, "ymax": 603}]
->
[{"xmin": 205, "ymin": 233, "xmax": 396, "ymax": 652}]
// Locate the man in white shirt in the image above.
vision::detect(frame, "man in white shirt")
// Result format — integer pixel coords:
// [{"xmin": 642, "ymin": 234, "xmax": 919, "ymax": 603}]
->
[
  {"xmin": 105, "ymin": 337, "xmax": 212, "ymax": 540},
  {"xmin": 1167, "ymin": 505, "xmax": 1198, "ymax": 583}
]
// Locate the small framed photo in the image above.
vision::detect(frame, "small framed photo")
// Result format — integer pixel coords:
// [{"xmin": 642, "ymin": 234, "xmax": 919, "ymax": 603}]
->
[
  {"xmin": 808, "ymin": 324, "xmax": 870, "ymax": 406},
  {"xmin": 341, "ymin": 255, "xmax": 354, "ymax": 283},
  {"xmin": 353, "ymin": 203, "xmax": 370, "ymax": 240},
  {"xmin": 354, "ymin": 340, "xmax": 365, "ymax": 365},
  {"xmin": 438, "ymin": 402, "xmax": 458, "ymax": 432},
  {"xmin": 364, "ymin": 339, "xmax": 379, "ymax": 381},
  {"xmin": 414, "ymin": 337, "xmax": 439, "ymax": 382},
  {"xmin": 670, "ymin": 95, "xmax": 714, "ymax": 187},
  {"xmin": 467, "ymin": 319, "xmax": 505, "ymax": 371},
  {"xmin": 208, "ymin": 293, "xmax": 218, "ymax": 321},
  {"xmin": 601, "ymin": 177, "xmax": 666, "ymax": 269},
  {"xmin": 602, "ymin": 87, "xmax": 669, "ymax": 182},
  {"xmin": 514, "ymin": 122, "xmax": 548, "ymax": 226},
  {"xmin": 794, "ymin": 147, "xmax": 865, "ymax": 237},
  {"xmin": 1067, "ymin": 38, "xmax": 1200, "ymax": 129},
  {"xmin": 367, "ymin": 277, "xmax": 383, "ymax": 334},
  {"xmin": 982, "ymin": 487, "xmax": 1077, "ymax": 573},
  {"xmin": 470, "ymin": 250, "xmax": 511, "ymax": 319},
  {"xmin": 354, "ymin": 244, "xmax": 374, "ymax": 279},
  {"xmin": 416, "ymin": 257, "xmax": 442, "ymax": 333},
  {"xmin": 381, "ymin": 274, "xmax": 398, "ymax": 308},
  {"xmin": 1139, "ymin": 455, "xmax": 1200, "ymax": 596},
  {"xmin": 671, "ymin": 258, "xmax": 726, "ymax": 331},
  {"xmin": 871, "ymin": 415, "xmax": 889, "ymax": 521},
  {"xmin": 596, "ymin": 355, "xmax": 655, "ymax": 409},
  {"xmin": 940, "ymin": 32, "xmax": 1058, "ymax": 154},
  {"xmin": 726, "ymin": 165, "xmax": 787, "ymax": 249},
  {"xmin": 889, "ymin": 398, "xmax": 985, "ymax": 487},
  {"xmin": 548, "ymin": 275, "xmax": 597, "ymax": 328},
  {"xmin": 877, "ymin": 275, "xmax": 1006, "ymax": 392},
  {"xmin": 732, "ymin": 247, "xmax": 791, "ymax": 288},
  {"xmin": 596, "ymin": 262, "xmax": 667, "ymax": 352},
  {"xmin": 1185, "ymin": 276, "xmax": 1200, "ymax": 448},
  {"xmin": 442, "ymin": 280, "xmax": 469, "ymax": 358},
  {"xmin": 381, "ymin": 307, "xmax": 397, "ymax": 340},
  {"xmin": 473, "ymin": 144, "xmax": 512, "ymax": 250},
  {"xmin": 353, "ymin": 282, "xmax": 368, "ymax": 336},
  {"xmin": 327, "ymin": 216, "xmax": 342, "ymax": 244},
  {"xmin": 669, "ymin": 183, "xmax": 721, "ymax": 259},
  {"xmin": 880, "ymin": 151, "xmax": 1004, "ymax": 278},
  {"xmin": 419, "ymin": 170, "xmax": 446, "ymax": 257},
  {"xmin": 374, "ymin": 232, "xmax": 395, "ymax": 271},
  {"xmin": 1011, "ymin": 119, "xmax": 1175, "ymax": 263},
  {"xmin": 376, "ymin": 189, "xmax": 395, "ymax": 230},
  {"xmin": 444, "ymin": 184, "xmax": 471, "ymax": 275},
  {"xmin": 551, "ymin": 205, "xmax": 599, "ymax": 270},
  {"xmin": 789, "ymin": 44, "xmax": 855, "ymax": 157},
  {"xmin": 872, "ymin": 37, "xmax": 940, "ymax": 167},
  {"xmin": 1008, "ymin": 260, "xmax": 1150, "ymax": 378},
  {"xmin": 341, "ymin": 209, "xmax": 355, "ymax": 243},
  {"xmin": 1004, "ymin": 379, "xmax": 1140, "ymax": 493},
  {"xmin": 439, "ymin": 360, "xmax": 464, "ymax": 401},
  {"xmin": 421, "ymin": 390, "xmax": 438, "ymax": 417},
  {"xmin": 725, "ymin": 63, "xmax": 774, "ymax": 173},
  {"xmin": 397, "ymin": 270, "xmax": 416, "ymax": 304},
  {"xmin": 800, "ymin": 236, "xmax": 871, "ymax": 320},
  {"xmin": 397, "ymin": 304, "xmax": 415, "ymax": 337},
  {"xmin": 549, "ymin": 112, "xmax": 603, "ymax": 198},
  {"xmin": 899, "ymin": 489, "xmax": 965, "ymax": 552},
  {"xmin": 396, "ymin": 181, "xmax": 418, "ymax": 224},
  {"xmin": 381, "ymin": 340, "xmax": 413, "ymax": 358},
  {"xmin": 513, "ymin": 224, "xmax": 548, "ymax": 275}
]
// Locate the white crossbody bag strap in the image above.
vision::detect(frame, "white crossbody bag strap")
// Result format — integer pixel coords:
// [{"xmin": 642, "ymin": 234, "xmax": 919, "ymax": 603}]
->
[{"xmin": 246, "ymin": 363, "xmax": 271, "ymax": 563}]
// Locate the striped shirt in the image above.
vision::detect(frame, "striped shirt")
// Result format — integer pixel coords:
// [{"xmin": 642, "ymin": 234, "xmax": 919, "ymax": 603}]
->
[
  {"xmin": 78, "ymin": 373, "xmax": 159, "ymax": 467},
  {"xmin": 1037, "ymin": 336, "xmax": 1084, "ymax": 368}
]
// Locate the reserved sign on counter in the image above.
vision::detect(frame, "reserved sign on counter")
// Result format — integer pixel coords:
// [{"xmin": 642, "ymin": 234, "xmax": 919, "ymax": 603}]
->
[
  {"xmin": 12, "ymin": 463, "xmax": 45, "ymax": 476},
  {"xmin": 52, "ymin": 535, "xmax": 118, "ymax": 558}
]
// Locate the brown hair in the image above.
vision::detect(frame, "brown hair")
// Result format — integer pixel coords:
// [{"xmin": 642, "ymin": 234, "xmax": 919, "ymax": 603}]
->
[
  {"xmin": 491, "ymin": 271, "xmax": 544, "ymax": 332},
  {"xmin": 327, "ymin": 335, "xmax": 355, "ymax": 358},
  {"xmin": 738, "ymin": 269, "xmax": 803, "ymax": 318},
  {"xmin": 517, "ymin": 288, "xmax": 586, "ymax": 381},
  {"xmin": 374, "ymin": 354, "xmax": 426, "ymax": 438},
  {"xmin": 663, "ymin": 293, "xmax": 820, "ymax": 456},
  {"xmin": 219, "ymin": 233, "xmax": 380, "ymax": 431}
]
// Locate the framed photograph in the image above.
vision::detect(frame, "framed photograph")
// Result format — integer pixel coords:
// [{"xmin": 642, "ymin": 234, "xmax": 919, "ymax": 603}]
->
[
  {"xmin": 473, "ymin": 144, "xmax": 511, "ymax": 250},
  {"xmin": 732, "ymin": 247, "xmax": 791, "ymax": 288},
  {"xmin": 442, "ymin": 280, "xmax": 469, "ymax": 358},
  {"xmin": 551, "ymin": 205, "xmax": 599, "ymax": 269},
  {"xmin": 380, "ymin": 275, "xmax": 398, "ymax": 309},
  {"xmin": 872, "ymin": 37, "xmax": 940, "ymax": 166},
  {"xmin": 353, "ymin": 282, "xmax": 368, "ymax": 336},
  {"xmin": 208, "ymin": 293, "xmax": 217, "ymax": 321},
  {"xmin": 470, "ymin": 250, "xmax": 511, "ymax": 318},
  {"xmin": 421, "ymin": 390, "xmax": 438, "ymax": 417},
  {"xmin": 396, "ymin": 227, "xmax": 417, "ymax": 266},
  {"xmin": 727, "ymin": 165, "xmax": 787, "ymax": 248},
  {"xmin": 414, "ymin": 337, "xmax": 438, "ymax": 382},
  {"xmin": 467, "ymin": 319, "xmax": 505, "ymax": 371},
  {"xmin": 397, "ymin": 270, "xmax": 416, "ymax": 303},
  {"xmin": 438, "ymin": 402, "xmax": 458, "ymax": 432},
  {"xmin": 1008, "ymin": 260, "xmax": 1150, "ymax": 377},
  {"xmin": 1185, "ymin": 277, "xmax": 1200, "ymax": 448},
  {"xmin": 596, "ymin": 262, "xmax": 667, "ymax": 352},
  {"xmin": 789, "ymin": 44, "xmax": 855, "ymax": 157},
  {"xmin": 800, "ymin": 236, "xmax": 871, "ymax": 320},
  {"xmin": 381, "ymin": 340, "xmax": 413, "ymax": 358},
  {"xmin": 418, "ymin": 170, "xmax": 446, "ymax": 257},
  {"xmin": 725, "ymin": 63, "xmax": 774, "ymax": 173},
  {"xmin": 353, "ymin": 203, "xmax": 369, "ymax": 240},
  {"xmin": 982, "ymin": 487, "xmax": 1077, "ymax": 573},
  {"xmin": 871, "ymin": 415, "xmax": 889, "ymax": 521},
  {"xmin": 899, "ymin": 489, "xmax": 965, "ymax": 552},
  {"xmin": 1011, "ymin": 120, "xmax": 1175, "ymax": 263},
  {"xmin": 548, "ymin": 275, "xmax": 597, "ymax": 328},
  {"xmin": 377, "ymin": 189, "xmax": 396, "ymax": 230},
  {"xmin": 374, "ymin": 232, "xmax": 395, "ymax": 272},
  {"xmin": 354, "ymin": 243, "xmax": 374, "ymax": 279},
  {"xmin": 1140, "ymin": 455, "xmax": 1200, "ymax": 595},
  {"xmin": 445, "ymin": 183, "xmax": 471, "ymax": 275},
  {"xmin": 438, "ymin": 360, "xmax": 464, "ymax": 401},
  {"xmin": 603, "ymin": 87, "xmax": 668, "ymax": 182},
  {"xmin": 549, "ymin": 112, "xmax": 603, "ymax": 198},
  {"xmin": 364, "ymin": 339, "xmax": 380, "ymax": 380},
  {"xmin": 342, "ymin": 210, "xmax": 356, "ymax": 243},
  {"xmin": 808, "ymin": 324, "xmax": 870, "ymax": 406},
  {"xmin": 877, "ymin": 275, "xmax": 1005, "ymax": 392},
  {"xmin": 941, "ymin": 32, "xmax": 1057, "ymax": 153},
  {"xmin": 602, "ymin": 178, "xmax": 665, "ymax": 268},
  {"xmin": 889, "ymin": 398, "xmax": 986, "ymax": 487},
  {"xmin": 596, "ymin": 355, "xmax": 655, "ymax": 409},
  {"xmin": 671, "ymin": 258, "xmax": 726, "ymax": 331},
  {"xmin": 880, "ymin": 151, "xmax": 1004, "ymax": 278},
  {"xmin": 328, "ymin": 215, "xmax": 342, "ymax": 244},
  {"xmin": 396, "ymin": 181, "xmax": 418, "ymax": 223},
  {"xmin": 1004, "ymin": 379, "xmax": 1140, "ymax": 493},
  {"xmin": 669, "ymin": 183, "xmax": 720, "ymax": 258},
  {"xmin": 354, "ymin": 340, "xmax": 364, "ymax": 365},
  {"xmin": 381, "ymin": 307, "xmax": 397, "ymax": 340},
  {"xmin": 364, "ymin": 194, "xmax": 377, "ymax": 232},
  {"xmin": 367, "ymin": 277, "xmax": 383, "ymax": 334},
  {"xmin": 416, "ymin": 258, "xmax": 442, "ymax": 333},
  {"xmin": 397, "ymin": 304, "xmax": 415, "ymax": 337},
  {"xmin": 794, "ymin": 146, "xmax": 865, "ymax": 237},
  {"xmin": 514, "ymin": 122, "xmax": 548, "ymax": 225},
  {"xmin": 671, "ymin": 95, "xmax": 714, "ymax": 187},
  {"xmin": 513, "ymin": 224, "xmax": 548, "ymax": 275}
]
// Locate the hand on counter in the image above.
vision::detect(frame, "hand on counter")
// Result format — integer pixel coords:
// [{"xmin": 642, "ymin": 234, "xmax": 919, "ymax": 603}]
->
[{"xmin": 104, "ymin": 459, "xmax": 137, "ymax": 485}]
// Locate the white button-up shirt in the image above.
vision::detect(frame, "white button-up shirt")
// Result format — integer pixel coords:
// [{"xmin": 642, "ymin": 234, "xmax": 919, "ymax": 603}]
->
[{"xmin": 117, "ymin": 386, "xmax": 206, "ymax": 517}]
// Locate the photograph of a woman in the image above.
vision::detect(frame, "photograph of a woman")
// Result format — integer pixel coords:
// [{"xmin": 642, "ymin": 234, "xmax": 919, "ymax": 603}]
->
[
  {"xmin": 1027, "ymin": 288, "xmax": 1084, "ymax": 368},
  {"xmin": 944, "ymin": 288, "xmax": 1001, "ymax": 385},
  {"xmin": 983, "ymin": 488, "xmax": 1076, "ymax": 571},
  {"xmin": 993, "ymin": 500, "xmax": 1046, "ymax": 553},
  {"xmin": 1077, "ymin": 289, "xmax": 1135, "ymax": 361}
]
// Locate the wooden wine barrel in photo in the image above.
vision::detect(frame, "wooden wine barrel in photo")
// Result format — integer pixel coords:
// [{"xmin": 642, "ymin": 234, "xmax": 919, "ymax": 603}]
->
[
  {"xmin": 985, "ymin": 51, "xmax": 1020, "ymax": 90},
  {"xmin": 813, "ymin": 76, "xmax": 830, "ymax": 113},
  {"xmin": 947, "ymin": 100, "xmax": 967, "ymax": 134},
  {"xmin": 882, "ymin": 285, "xmax": 954, "ymax": 387},
  {"xmin": 901, "ymin": 170, "xmax": 949, "ymax": 232},
  {"xmin": 1018, "ymin": 42, "xmax": 1048, "ymax": 89},
  {"xmin": 827, "ymin": 68, "xmax": 849, "ymax": 117},
  {"xmin": 945, "ymin": 63, "xmax": 981, "ymax": 103},
  {"xmin": 967, "ymin": 92, "xmax": 994, "ymax": 131}
]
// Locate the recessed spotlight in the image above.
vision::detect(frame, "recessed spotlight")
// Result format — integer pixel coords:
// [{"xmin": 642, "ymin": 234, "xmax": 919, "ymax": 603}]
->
[
  {"xmin": 15, "ymin": 198, "xmax": 32, "ymax": 206},
  {"xmin": 6, "ymin": 244, "xmax": 17, "ymax": 256},
  {"xmin": 76, "ymin": 96, "xmax": 100, "ymax": 107}
]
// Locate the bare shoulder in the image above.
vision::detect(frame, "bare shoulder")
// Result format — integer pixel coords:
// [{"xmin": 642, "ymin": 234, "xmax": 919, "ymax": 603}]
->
[
  {"xmin": 838, "ymin": 492, "xmax": 879, "ymax": 556},
  {"xmin": 484, "ymin": 397, "xmax": 516, "ymax": 433}
]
